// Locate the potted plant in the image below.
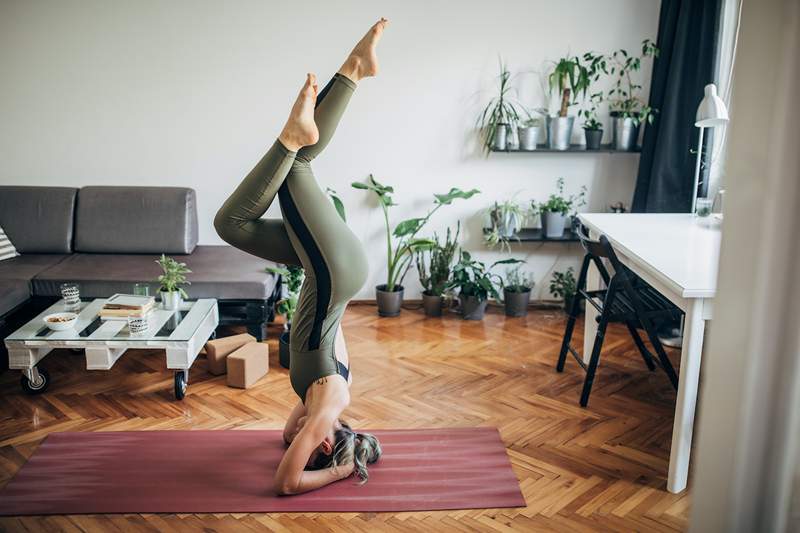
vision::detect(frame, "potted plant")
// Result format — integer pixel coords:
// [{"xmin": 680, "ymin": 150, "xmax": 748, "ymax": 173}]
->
[
  {"xmin": 533, "ymin": 178, "xmax": 588, "ymax": 238},
  {"xmin": 500, "ymin": 263, "xmax": 535, "ymax": 317},
  {"xmin": 352, "ymin": 174, "xmax": 479, "ymax": 317},
  {"xmin": 415, "ymin": 223, "xmax": 460, "ymax": 317},
  {"xmin": 155, "ymin": 254, "xmax": 191, "ymax": 310},
  {"xmin": 546, "ymin": 55, "xmax": 590, "ymax": 150},
  {"xmin": 265, "ymin": 264, "xmax": 304, "ymax": 369},
  {"xmin": 549, "ymin": 267, "xmax": 579, "ymax": 313},
  {"xmin": 518, "ymin": 114, "xmax": 543, "ymax": 151},
  {"xmin": 477, "ymin": 59, "xmax": 522, "ymax": 153},
  {"xmin": 483, "ymin": 199, "xmax": 526, "ymax": 252},
  {"xmin": 579, "ymin": 91, "xmax": 605, "ymax": 150},
  {"xmin": 449, "ymin": 251, "xmax": 521, "ymax": 320},
  {"xmin": 607, "ymin": 39, "xmax": 659, "ymax": 150}
]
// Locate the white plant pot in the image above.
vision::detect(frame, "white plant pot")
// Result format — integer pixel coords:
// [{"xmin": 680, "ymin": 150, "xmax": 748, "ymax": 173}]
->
[{"xmin": 160, "ymin": 290, "xmax": 182, "ymax": 310}]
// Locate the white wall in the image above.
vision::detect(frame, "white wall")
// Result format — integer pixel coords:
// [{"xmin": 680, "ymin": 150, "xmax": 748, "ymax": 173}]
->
[{"xmin": 0, "ymin": 0, "xmax": 659, "ymax": 300}]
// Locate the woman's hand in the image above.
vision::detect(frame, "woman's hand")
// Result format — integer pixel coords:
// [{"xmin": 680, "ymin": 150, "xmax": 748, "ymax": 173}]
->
[{"xmin": 333, "ymin": 461, "xmax": 355, "ymax": 480}]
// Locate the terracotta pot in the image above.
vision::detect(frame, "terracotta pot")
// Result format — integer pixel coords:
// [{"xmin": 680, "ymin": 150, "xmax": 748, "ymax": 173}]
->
[
  {"xmin": 422, "ymin": 292, "xmax": 443, "ymax": 317},
  {"xmin": 376, "ymin": 284, "xmax": 404, "ymax": 317}
]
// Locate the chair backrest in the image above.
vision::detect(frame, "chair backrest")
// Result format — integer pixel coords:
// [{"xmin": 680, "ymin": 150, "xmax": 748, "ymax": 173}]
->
[{"xmin": 573, "ymin": 222, "xmax": 631, "ymax": 284}]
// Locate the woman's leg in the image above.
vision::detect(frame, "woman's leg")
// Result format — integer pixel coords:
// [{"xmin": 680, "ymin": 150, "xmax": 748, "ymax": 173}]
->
[{"xmin": 214, "ymin": 75, "xmax": 320, "ymax": 266}]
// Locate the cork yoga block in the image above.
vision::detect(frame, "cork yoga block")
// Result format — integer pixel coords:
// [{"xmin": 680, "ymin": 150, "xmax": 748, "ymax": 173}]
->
[
  {"xmin": 205, "ymin": 333, "xmax": 256, "ymax": 375},
  {"xmin": 226, "ymin": 342, "xmax": 269, "ymax": 389}
]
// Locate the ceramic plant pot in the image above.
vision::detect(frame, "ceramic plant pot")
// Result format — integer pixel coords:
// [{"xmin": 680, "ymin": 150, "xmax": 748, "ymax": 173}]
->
[
  {"xmin": 546, "ymin": 116, "xmax": 575, "ymax": 150},
  {"xmin": 422, "ymin": 292, "xmax": 443, "ymax": 317},
  {"xmin": 279, "ymin": 329, "xmax": 290, "ymax": 369},
  {"xmin": 460, "ymin": 295, "xmax": 488, "ymax": 320},
  {"xmin": 518, "ymin": 125, "xmax": 540, "ymax": 150},
  {"xmin": 491, "ymin": 208, "xmax": 521, "ymax": 239},
  {"xmin": 160, "ymin": 290, "xmax": 182, "ymax": 310},
  {"xmin": 492, "ymin": 124, "xmax": 508, "ymax": 151},
  {"xmin": 584, "ymin": 128, "xmax": 603, "ymax": 150},
  {"xmin": 611, "ymin": 113, "xmax": 640, "ymax": 151},
  {"xmin": 376, "ymin": 284, "xmax": 404, "ymax": 317},
  {"xmin": 542, "ymin": 211, "xmax": 567, "ymax": 238},
  {"xmin": 504, "ymin": 288, "xmax": 531, "ymax": 317}
]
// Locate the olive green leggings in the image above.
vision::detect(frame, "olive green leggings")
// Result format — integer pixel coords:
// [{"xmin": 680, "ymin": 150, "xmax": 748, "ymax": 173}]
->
[{"xmin": 214, "ymin": 74, "xmax": 368, "ymax": 402}]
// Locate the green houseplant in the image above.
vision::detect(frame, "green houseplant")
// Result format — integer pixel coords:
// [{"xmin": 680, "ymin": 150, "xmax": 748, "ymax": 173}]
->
[
  {"xmin": 607, "ymin": 39, "xmax": 659, "ymax": 150},
  {"xmin": 265, "ymin": 264, "xmax": 305, "ymax": 368},
  {"xmin": 549, "ymin": 267, "xmax": 580, "ymax": 313},
  {"xmin": 477, "ymin": 59, "xmax": 522, "ymax": 153},
  {"xmin": 352, "ymin": 174, "xmax": 479, "ymax": 317},
  {"xmin": 500, "ymin": 264, "xmax": 535, "ymax": 317},
  {"xmin": 449, "ymin": 251, "xmax": 522, "ymax": 320},
  {"xmin": 579, "ymin": 91, "xmax": 605, "ymax": 150},
  {"xmin": 546, "ymin": 55, "xmax": 591, "ymax": 150},
  {"xmin": 415, "ymin": 222, "xmax": 460, "ymax": 317},
  {"xmin": 155, "ymin": 254, "xmax": 191, "ymax": 310},
  {"xmin": 484, "ymin": 199, "xmax": 526, "ymax": 252},
  {"xmin": 533, "ymin": 177, "xmax": 587, "ymax": 238},
  {"xmin": 517, "ymin": 115, "xmax": 543, "ymax": 151}
]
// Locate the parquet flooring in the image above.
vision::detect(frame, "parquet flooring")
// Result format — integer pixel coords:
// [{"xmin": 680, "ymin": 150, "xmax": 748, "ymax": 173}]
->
[{"xmin": 0, "ymin": 303, "xmax": 690, "ymax": 532}]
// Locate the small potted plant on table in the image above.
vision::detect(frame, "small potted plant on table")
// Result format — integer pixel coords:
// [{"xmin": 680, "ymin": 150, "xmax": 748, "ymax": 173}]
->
[
  {"xmin": 155, "ymin": 254, "xmax": 191, "ymax": 310},
  {"xmin": 501, "ymin": 264, "xmax": 535, "ymax": 317},
  {"xmin": 533, "ymin": 177, "xmax": 587, "ymax": 239},
  {"xmin": 415, "ymin": 223, "xmax": 460, "ymax": 317},
  {"xmin": 549, "ymin": 267, "xmax": 580, "ymax": 313},
  {"xmin": 352, "ymin": 174, "xmax": 479, "ymax": 317},
  {"xmin": 450, "ymin": 251, "xmax": 521, "ymax": 320},
  {"xmin": 265, "ymin": 264, "xmax": 304, "ymax": 368}
]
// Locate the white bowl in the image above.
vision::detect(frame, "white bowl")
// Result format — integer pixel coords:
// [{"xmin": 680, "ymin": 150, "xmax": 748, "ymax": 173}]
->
[{"xmin": 43, "ymin": 312, "xmax": 78, "ymax": 331}]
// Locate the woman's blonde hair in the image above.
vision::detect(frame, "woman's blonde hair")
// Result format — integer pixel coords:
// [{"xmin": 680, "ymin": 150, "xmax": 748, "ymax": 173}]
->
[{"xmin": 310, "ymin": 420, "xmax": 381, "ymax": 483}]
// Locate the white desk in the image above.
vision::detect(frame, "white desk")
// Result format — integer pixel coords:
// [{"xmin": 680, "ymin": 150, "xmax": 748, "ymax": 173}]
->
[{"xmin": 577, "ymin": 213, "xmax": 721, "ymax": 493}]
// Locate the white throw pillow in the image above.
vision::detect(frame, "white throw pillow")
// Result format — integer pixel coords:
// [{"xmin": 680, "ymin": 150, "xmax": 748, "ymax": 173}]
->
[{"xmin": 0, "ymin": 225, "xmax": 19, "ymax": 261}]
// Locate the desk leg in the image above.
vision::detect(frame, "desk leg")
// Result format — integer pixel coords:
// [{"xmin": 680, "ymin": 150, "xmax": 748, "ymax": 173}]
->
[
  {"xmin": 667, "ymin": 298, "xmax": 705, "ymax": 493},
  {"xmin": 583, "ymin": 260, "xmax": 601, "ymax": 365}
]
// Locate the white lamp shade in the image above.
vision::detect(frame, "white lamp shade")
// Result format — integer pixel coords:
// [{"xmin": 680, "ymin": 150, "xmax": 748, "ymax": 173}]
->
[{"xmin": 695, "ymin": 83, "xmax": 729, "ymax": 127}]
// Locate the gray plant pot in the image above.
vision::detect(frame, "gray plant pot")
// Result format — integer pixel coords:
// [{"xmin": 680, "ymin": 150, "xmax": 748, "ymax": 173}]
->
[
  {"xmin": 422, "ymin": 292, "xmax": 443, "ymax": 317},
  {"xmin": 492, "ymin": 124, "xmax": 508, "ymax": 151},
  {"xmin": 491, "ymin": 209, "xmax": 521, "ymax": 238},
  {"xmin": 611, "ymin": 114, "xmax": 640, "ymax": 151},
  {"xmin": 542, "ymin": 211, "xmax": 567, "ymax": 238},
  {"xmin": 584, "ymin": 128, "xmax": 603, "ymax": 150},
  {"xmin": 376, "ymin": 284, "xmax": 404, "ymax": 317},
  {"xmin": 460, "ymin": 295, "xmax": 488, "ymax": 320},
  {"xmin": 504, "ymin": 288, "xmax": 531, "ymax": 317},
  {"xmin": 279, "ymin": 329, "xmax": 290, "ymax": 369},
  {"xmin": 546, "ymin": 116, "xmax": 575, "ymax": 150},
  {"xmin": 160, "ymin": 290, "xmax": 182, "ymax": 310},
  {"xmin": 518, "ymin": 125, "xmax": 540, "ymax": 150}
]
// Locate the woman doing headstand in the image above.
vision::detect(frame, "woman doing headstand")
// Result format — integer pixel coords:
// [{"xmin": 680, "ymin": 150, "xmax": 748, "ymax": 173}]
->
[{"xmin": 214, "ymin": 18, "xmax": 388, "ymax": 495}]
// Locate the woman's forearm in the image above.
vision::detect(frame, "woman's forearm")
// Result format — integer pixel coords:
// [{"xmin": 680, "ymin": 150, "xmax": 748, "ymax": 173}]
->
[{"xmin": 276, "ymin": 465, "xmax": 352, "ymax": 495}]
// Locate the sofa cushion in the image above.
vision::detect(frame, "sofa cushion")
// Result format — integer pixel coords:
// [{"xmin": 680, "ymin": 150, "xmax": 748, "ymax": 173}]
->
[
  {"xmin": 0, "ymin": 254, "xmax": 70, "ymax": 281},
  {"xmin": 0, "ymin": 280, "xmax": 30, "ymax": 316},
  {"xmin": 32, "ymin": 246, "xmax": 278, "ymax": 300},
  {"xmin": 0, "ymin": 186, "xmax": 77, "ymax": 253},
  {"xmin": 74, "ymin": 186, "xmax": 198, "ymax": 254}
]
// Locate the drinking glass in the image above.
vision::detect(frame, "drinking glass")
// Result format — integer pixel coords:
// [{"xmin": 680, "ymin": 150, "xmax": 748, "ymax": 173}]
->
[
  {"xmin": 127, "ymin": 314, "xmax": 150, "ymax": 336},
  {"xmin": 60, "ymin": 283, "xmax": 81, "ymax": 311},
  {"xmin": 133, "ymin": 283, "xmax": 150, "ymax": 297},
  {"xmin": 695, "ymin": 198, "xmax": 713, "ymax": 217}
]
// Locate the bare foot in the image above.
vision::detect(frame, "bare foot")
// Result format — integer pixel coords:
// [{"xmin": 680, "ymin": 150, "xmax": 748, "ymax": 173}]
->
[
  {"xmin": 279, "ymin": 73, "xmax": 319, "ymax": 152},
  {"xmin": 338, "ymin": 18, "xmax": 388, "ymax": 82}
]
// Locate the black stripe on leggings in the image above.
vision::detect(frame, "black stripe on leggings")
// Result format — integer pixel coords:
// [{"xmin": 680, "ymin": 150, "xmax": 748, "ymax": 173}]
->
[{"xmin": 278, "ymin": 182, "xmax": 331, "ymax": 350}]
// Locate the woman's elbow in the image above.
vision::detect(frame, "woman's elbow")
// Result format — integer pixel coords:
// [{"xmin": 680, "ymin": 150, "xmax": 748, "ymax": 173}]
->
[{"xmin": 273, "ymin": 476, "xmax": 296, "ymax": 496}]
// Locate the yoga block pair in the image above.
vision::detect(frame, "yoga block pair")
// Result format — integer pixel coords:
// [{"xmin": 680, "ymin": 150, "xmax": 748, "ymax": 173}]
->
[{"xmin": 205, "ymin": 333, "xmax": 268, "ymax": 389}]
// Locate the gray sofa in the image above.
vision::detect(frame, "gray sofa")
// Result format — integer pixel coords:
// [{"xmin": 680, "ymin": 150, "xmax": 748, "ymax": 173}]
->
[{"xmin": 0, "ymin": 186, "xmax": 281, "ymax": 369}]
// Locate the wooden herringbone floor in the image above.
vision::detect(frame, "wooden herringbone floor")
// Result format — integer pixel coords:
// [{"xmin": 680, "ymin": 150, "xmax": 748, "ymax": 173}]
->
[{"xmin": 0, "ymin": 303, "xmax": 690, "ymax": 532}]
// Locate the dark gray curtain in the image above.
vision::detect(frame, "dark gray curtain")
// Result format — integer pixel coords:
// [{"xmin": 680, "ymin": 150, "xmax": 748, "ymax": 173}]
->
[{"xmin": 632, "ymin": 0, "xmax": 723, "ymax": 213}]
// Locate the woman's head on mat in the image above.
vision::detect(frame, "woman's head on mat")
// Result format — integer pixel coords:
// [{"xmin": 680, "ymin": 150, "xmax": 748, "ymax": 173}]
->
[{"xmin": 307, "ymin": 420, "xmax": 382, "ymax": 483}]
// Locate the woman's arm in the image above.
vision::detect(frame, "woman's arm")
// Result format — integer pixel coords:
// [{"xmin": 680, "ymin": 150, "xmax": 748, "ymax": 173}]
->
[{"xmin": 283, "ymin": 400, "xmax": 307, "ymax": 444}]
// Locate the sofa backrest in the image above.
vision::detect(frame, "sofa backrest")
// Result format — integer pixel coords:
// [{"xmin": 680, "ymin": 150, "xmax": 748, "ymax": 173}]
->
[
  {"xmin": 74, "ymin": 186, "xmax": 198, "ymax": 254},
  {"xmin": 0, "ymin": 186, "xmax": 78, "ymax": 253}
]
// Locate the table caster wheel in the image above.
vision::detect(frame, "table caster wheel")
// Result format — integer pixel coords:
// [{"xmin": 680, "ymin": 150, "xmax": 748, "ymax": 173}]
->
[
  {"xmin": 174, "ymin": 372, "xmax": 187, "ymax": 400},
  {"xmin": 21, "ymin": 368, "xmax": 49, "ymax": 395}
]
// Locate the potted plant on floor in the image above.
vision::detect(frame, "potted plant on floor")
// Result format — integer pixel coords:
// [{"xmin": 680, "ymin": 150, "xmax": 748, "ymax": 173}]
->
[
  {"xmin": 415, "ymin": 222, "xmax": 460, "ymax": 317},
  {"xmin": 449, "ymin": 251, "xmax": 521, "ymax": 320},
  {"xmin": 265, "ymin": 264, "xmax": 304, "ymax": 369},
  {"xmin": 483, "ymin": 199, "xmax": 526, "ymax": 252},
  {"xmin": 155, "ymin": 254, "xmax": 191, "ymax": 310},
  {"xmin": 607, "ymin": 39, "xmax": 659, "ymax": 150},
  {"xmin": 477, "ymin": 59, "xmax": 522, "ymax": 153},
  {"xmin": 500, "ymin": 264, "xmax": 535, "ymax": 317},
  {"xmin": 533, "ymin": 177, "xmax": 587, "ymax": 238},
  {"xmin": 546, "ymin": 55, "xmax": 590, "ymax": 150},
  {"xmin": 549, "ymin": 267, "xmax": 579, "ymax": 313},
  {"xmin": 352, "ymin": 174, "xmax": 479, "ymax": 317}
]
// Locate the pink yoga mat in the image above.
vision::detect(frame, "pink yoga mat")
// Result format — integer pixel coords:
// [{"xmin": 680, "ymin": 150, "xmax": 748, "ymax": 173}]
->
[{"xmin": 0, "ymin": 427, "xmax": 524, "ymax": 515}]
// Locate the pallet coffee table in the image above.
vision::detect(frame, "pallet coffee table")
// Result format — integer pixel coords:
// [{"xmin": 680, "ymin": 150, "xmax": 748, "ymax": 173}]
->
[{"xmin": 4, "ymin": 298, "xmax": 218, "ymax": 400}]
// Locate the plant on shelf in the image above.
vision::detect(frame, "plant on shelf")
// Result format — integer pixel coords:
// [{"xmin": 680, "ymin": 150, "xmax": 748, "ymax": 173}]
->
[
  {"xmin": 533, "ymin": 177, "xmax": 587, "ymax": 239},
  {"xmin": 352, "ymin": 174, "xmax": 479, "ymax": 317},
  {"xmin": 499, "ymin": 263, "xmax": 535, "ymax": 317},
  {"xmin": 549, "ymin": 267, "xmax": 579, "ymax": 313},
  {"xmin": 578, "ymin": 91, "xmax": 605, "ymax": 150},
  {"xmin": 449, "ymin": 250, "xmax": 522, "ymax": 320},
  {"xmin": 484, "ymin": 199, "xmax": 527, "ymax": 252},
  {"xmin": 265, "ymin": 264, "xmax": 305, "ymax": 368},
  {"xmin": 477, "ymin": 59, "xmax": 522, "ymax": 153},
  {"xmin": 545, "ymin": 54, "xmax": 592, "ymax": 150},
  {"xmin": 607, "ymin": 39, "xmax": 660, "ymax": 150},
  {"xmin": 155, "ymin": 254, "xmax": 191, "ymax": 310},
  {"xmin": 517, "ymin": 110, "xmax": 544, "ymax": 150},
  {"xmin": 415, "ymin": 222, "xmax": 460, "ymax": 317}
]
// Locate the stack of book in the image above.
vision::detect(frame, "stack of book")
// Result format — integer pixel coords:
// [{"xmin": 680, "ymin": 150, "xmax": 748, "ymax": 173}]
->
[{"xmin": 99, "ymin": 294, "xmax": 155, "ymax": 320}]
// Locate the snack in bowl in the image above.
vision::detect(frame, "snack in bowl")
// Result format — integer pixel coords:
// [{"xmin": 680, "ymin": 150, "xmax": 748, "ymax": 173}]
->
[{"xmin": 43, "ymin": 312, "xmax": 78, "ymax": 331}]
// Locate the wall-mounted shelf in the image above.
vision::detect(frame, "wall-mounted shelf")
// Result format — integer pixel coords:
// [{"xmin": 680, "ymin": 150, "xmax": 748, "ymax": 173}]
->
[
  {"xmin": 484, "ymin": 228, "xmax": 579, "ymax": 243},
  {"xmin": 491, "ymin": 144, "xmax": 641, "ymax": 154}
]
